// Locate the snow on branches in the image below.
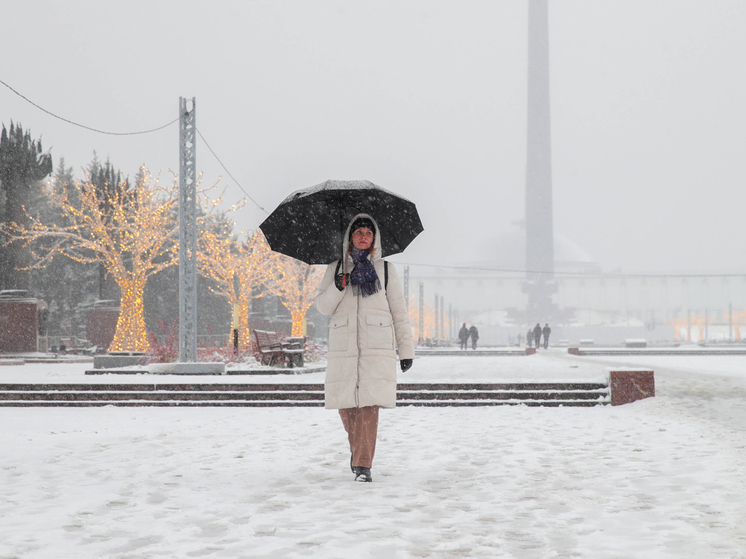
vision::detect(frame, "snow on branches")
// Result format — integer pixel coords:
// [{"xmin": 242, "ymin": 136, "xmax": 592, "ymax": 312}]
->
[
  {"xmin": 264, "ymin": 255, "xmax": 324, "ymax": 338},
  {"xmin": 0, "ymin": 168, "xmax": 237, "ymax": 352},
  {"xmin": 197, "ymin": 228, "xmax": 278, "ymax": 349}
]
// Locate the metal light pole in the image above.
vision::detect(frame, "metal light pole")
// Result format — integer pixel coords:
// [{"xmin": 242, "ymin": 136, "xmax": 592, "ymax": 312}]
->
[
  {"xmin": 448, "ymin": 303, "xmax": 453, "ymax": 341},
  {"xmin": 440, "ymin": 295, "xmax": 445, "ymax": 341},
  {"xmin": 418, "ymin": 282, "xmax": 424, "ymax": 346},
  {"xmin": 179, "ymin": 97, "xmax": 198, "ymax": 362},
  {"xmin": 149, "ymin": 98, "xmax": 224, "ymax": 374}
]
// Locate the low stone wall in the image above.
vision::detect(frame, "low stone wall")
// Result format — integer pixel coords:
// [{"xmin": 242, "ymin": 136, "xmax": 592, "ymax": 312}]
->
[
  {"xmin": 610, "ymin": 370, "xmax": 654, "ymax": 406},
  {"xmin": 93, "ymin": 354, "xmax": 149, "ymax": 369}
]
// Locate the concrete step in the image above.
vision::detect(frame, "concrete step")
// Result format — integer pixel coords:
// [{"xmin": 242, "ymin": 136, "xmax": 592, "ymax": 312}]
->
[
  {"xmin": 415, "ymin": 349, "xmax": 533, "ymax": 356},
  {"xmin": 0, "ymin": 382, "xmax": 610, "ymax": 407},
  {"xmin": 569, "ymin": 347, "xmax": 746, "ymax": 356}
]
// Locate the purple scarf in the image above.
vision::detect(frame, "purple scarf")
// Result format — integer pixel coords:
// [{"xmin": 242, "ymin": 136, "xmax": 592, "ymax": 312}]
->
[{"xmin": 350, "ymin": 248, "xmax": 381, "ymax": 297}]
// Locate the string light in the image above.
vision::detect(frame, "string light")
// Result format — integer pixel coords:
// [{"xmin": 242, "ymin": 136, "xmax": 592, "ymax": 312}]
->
[
  {"xmin": 670, "ymin": 312, "xmax": 744, "ymax": 342},
  {"xmin": 198, "ymin": 229, "xmax": 278, "ymax": 348},
  {"xmin": 1, "ymin": 167, "xmax": 233, "ymax": 353},
  {"xmin": 408, "ymin": 295, "xmax": 436, "ymax": 341},
  {"xmin": 264, "ymin": 255, "xmax": 324, "ymax": 337}
]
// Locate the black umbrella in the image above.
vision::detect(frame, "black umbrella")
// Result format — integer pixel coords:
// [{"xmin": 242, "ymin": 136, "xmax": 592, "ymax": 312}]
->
[{"xmin": 259, "ymin": 180, "xmax": 424, "ymax": 265}]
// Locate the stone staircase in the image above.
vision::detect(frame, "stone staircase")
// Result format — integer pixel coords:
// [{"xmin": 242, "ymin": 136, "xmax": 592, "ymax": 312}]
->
[{"xmin": 0, "ymin": 381, "xmax": 610, "ymax": 407}]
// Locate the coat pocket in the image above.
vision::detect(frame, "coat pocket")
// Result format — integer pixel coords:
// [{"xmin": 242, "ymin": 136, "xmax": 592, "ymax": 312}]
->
[
  {"xmin": 366, "ymin": 313, "xmax": 394, "ymax": 350},
  {"xmin": 328, "ymin": 314, "xmax": 348, "ymax": 352}
]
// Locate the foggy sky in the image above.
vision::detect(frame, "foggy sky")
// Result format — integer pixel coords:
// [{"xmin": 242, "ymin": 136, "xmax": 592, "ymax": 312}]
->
[{"xmin": 3, "ymin": 0, "xmax": 745, "ymax": 275}]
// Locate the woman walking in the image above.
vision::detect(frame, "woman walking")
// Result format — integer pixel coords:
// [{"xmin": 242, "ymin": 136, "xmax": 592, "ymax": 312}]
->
[{"xmin": 315, "ymin": 214, "xmax": 415, "ymax": 482}]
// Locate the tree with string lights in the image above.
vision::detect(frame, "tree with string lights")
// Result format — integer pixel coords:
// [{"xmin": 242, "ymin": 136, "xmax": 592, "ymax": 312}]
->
[
  {"xmin": 197, "ymin": 228, "xmax": 278, "ymax": 349},
  {"xmin": 409, "ymin": 296, "xmax": 436, "ymax": 343},
  {"xmin": 1, "ymin": 168, "xmax": 229, "ymax": 352},
  {"xmin": 88, "ymin": 155, "xmax": 129, "ymax": 300},
  {"xmin": 264, "ymin": 254, "xmax": 324, "ymax": 337}
]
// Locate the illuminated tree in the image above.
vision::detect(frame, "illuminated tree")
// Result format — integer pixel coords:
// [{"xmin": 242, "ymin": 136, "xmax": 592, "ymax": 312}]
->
[
  {"xmin": 88, "ymin": 155, "xmax": 129, "ymax": 300},
  {"xmin": 197, "ymin": 228, "xmax": 278, "ymax": 348},
  {"xmin": 265, "ymin": 255, "xmax": 324, "ymax": 337},
  {"xmin": 1, "ymin": 168, "xmax": 227, "ymax": 352},
  {"xmin": 28, "ymin": 158, "xmax": 99, "ymax": 336},
  {"xmin": 408, "ymin": 294, "xmax": 436, "ymax": 341}
]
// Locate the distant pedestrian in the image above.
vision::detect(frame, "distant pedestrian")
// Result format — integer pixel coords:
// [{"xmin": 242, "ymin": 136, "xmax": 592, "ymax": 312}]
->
[
  {"xmin": 458, "ymin": 323, "xmax": 469, "ymax": 350},
  {"xmin": 533, "ymin": 323, "xmax": 542, "ymax": 349},
  {"xmin": 527, "ymin": 329, "xmax": 533, "ymax": 348},
  {"xmin": 542, "ymin": 323, "xmax": 551, "ymax": 349},
  {"xmin": 469, "ymin": 325, "xmax": 479, "ymax": 350}
]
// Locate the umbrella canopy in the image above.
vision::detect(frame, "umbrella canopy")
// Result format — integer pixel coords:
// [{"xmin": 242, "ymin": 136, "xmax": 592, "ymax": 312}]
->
[{"xmin": 259, "ymin": 180, "xmax": 424, "ymax": 265}]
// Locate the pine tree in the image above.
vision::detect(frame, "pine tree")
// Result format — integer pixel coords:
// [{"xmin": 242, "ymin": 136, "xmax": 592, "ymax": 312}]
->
[{"xmin": 0, "ymin": 122, "xmax": 53, "ymax": 289}]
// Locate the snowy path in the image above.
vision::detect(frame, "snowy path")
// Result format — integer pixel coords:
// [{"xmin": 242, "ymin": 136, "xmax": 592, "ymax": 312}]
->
[{"xmin": 1, "ymin": 351, "xmax": 745, "ymax": 558}]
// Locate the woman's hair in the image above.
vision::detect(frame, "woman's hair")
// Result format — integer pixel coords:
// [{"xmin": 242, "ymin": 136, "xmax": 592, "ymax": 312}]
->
[{"xmin": 347, "ymin": 217, "xmax": 377, "ymax": 256}]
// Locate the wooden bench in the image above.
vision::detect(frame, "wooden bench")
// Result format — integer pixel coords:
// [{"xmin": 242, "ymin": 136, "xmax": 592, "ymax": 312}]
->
[
  {"xmin": 57, "ymin": 337, "xmax": 89, "ymax": 355},
  {"xmin": 253, "ymin": 330, "xmax": 305, "ymax": 368}
]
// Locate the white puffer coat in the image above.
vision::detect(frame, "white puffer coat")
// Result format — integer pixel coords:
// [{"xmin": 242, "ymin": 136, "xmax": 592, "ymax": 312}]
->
[{"xmin": 315, "ymin": 214, "xmax": 415, "ymax": 409}]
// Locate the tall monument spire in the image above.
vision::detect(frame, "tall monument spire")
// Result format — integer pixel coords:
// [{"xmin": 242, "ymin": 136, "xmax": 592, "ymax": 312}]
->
[{"xmin": 524, "ymin": 0, "xmax": 556, "ymax": 320}]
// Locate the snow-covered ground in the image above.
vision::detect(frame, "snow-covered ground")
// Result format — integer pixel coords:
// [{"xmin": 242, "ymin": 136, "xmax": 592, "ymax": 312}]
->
[{"xmin": 1, "ymin": 350, "xmax": 745, "ymax": 558}]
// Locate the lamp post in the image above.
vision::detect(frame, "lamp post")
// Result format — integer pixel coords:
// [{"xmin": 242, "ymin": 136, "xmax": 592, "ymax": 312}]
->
[{"xmin": 178, "ymin": 96, "xmax": 198, "ymax": 363}]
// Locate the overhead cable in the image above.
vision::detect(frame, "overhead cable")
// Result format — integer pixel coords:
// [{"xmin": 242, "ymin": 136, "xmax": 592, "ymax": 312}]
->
[
  {"xmin": 196, "ymin": 127, "xmax": 267, "ymax": 214},
  {"xmin": 386, "ymin": 260, "xmax": 746, "ymax": 280},
  {"xmin": 1, "ymin": 78, "xmax": 178, "ymax": 135},
  {"xmin": 2, "ymin": 78, "xmax": 269, "ymax": 214}
]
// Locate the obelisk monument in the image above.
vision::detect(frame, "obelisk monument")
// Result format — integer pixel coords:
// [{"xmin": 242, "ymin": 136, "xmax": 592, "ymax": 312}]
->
[{"xmin": 524, "ymin": 0, "xmax": 556, "ymax": 321}]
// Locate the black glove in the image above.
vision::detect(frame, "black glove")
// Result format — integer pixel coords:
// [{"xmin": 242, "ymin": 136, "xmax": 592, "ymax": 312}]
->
[
  {"xmin": 400, "ymin": 359, "xmax": 413, "ymax": 372},
  {"xmin": 334, "ymin": 273, "xmax": 349, "ymax": 291}
]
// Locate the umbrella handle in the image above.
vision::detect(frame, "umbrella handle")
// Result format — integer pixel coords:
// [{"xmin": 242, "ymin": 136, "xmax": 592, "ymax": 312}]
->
[
  {"xmin": 334, "ymin": 270, "xmax": 349, "ymax": 292},
  {"xmin": 334, "ymin": 259, "xmax": 346, "ymax": 288}
]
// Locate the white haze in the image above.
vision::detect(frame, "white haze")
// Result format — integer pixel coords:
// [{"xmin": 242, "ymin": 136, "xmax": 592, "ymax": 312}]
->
[{"xmin": 2, "ymin": 0, "xmax": 746, "ymax": 275}]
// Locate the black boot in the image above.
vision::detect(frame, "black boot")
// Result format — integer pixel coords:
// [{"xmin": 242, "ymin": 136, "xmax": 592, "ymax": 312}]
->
[{"xmin": 353, "ymin": 466, "xmax": 372, "ymax": 482}]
